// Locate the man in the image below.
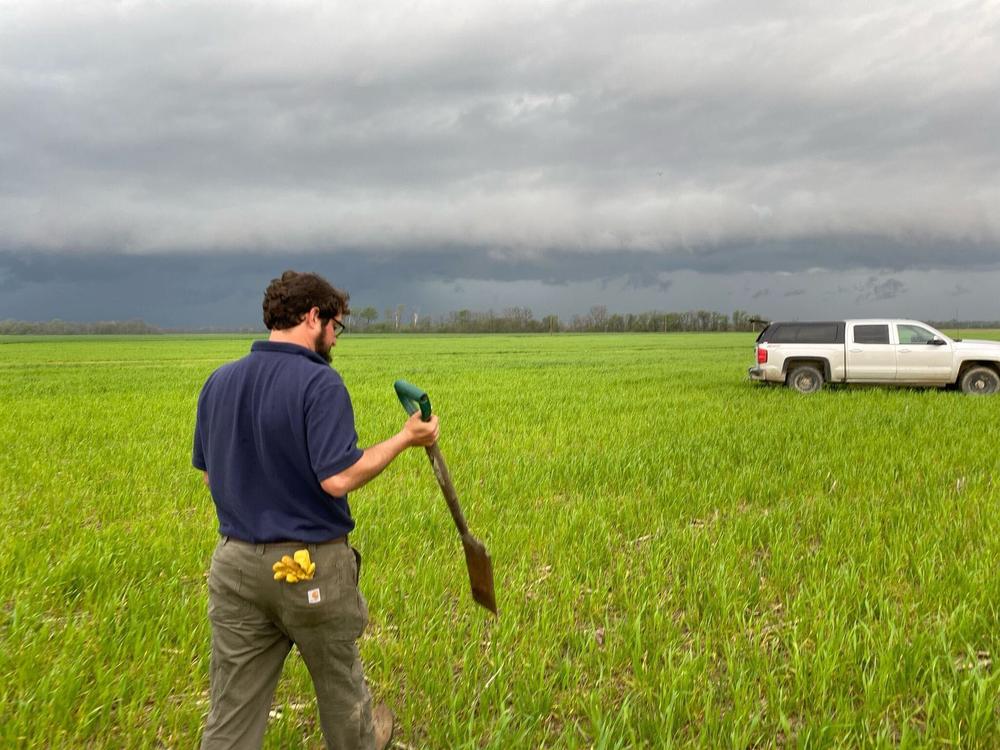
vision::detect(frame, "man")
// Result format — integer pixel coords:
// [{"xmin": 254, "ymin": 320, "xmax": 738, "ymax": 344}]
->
[{"xmin": 193, "ymin": 270, "xmax": 439, "ymax": 750}]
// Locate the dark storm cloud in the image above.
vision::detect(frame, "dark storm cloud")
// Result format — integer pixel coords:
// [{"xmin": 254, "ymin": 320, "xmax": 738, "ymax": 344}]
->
[
  {"xmin": 0, "ymin": 252, "xmax": 275, "ymax": 327},
  {"xmin": 3, "ymin": 249, "xmax": 999, "ymax": 326},
  {"xmin": 3, "ymin": 235, "xmax": 994, "ymax": 299}
]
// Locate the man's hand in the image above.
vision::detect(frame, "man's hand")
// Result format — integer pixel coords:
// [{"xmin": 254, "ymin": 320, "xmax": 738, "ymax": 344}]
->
[{"xmin": 403, "ymin": 412, "xmax": 439, "ymax": 447}]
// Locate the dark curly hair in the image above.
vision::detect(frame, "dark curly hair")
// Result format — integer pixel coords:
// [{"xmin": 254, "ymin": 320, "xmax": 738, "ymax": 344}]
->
[{"xmin": 262, "ymin": 270, "xmax": 351, "ymax": 331}]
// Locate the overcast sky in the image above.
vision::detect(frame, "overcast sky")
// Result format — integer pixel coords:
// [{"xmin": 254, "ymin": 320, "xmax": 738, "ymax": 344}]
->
[{"xmin": 2, "ymin": 0, "xmax": 999, "ymax": 327}]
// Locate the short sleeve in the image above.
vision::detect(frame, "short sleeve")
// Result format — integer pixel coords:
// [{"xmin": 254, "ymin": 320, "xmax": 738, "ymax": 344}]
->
[
  {"xmin": 193, "ymin": 425, "xmax": 207, "ymax": 470},
  {"xmin": 192, "ymin": 382, "xmax": 209, "ymax": 471},
  {"xmin": 306, "ymin": 373, "xmax": 364, "ymax": 484}
]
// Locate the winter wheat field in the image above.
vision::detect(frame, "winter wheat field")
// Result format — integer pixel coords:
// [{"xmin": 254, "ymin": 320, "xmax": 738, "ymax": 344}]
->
[{"xmin": 2, "ymin": 332, "xmax": 999, "ymax": 749}]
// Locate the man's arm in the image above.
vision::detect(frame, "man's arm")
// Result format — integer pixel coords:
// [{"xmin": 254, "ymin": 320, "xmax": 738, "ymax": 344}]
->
[
  {"xmin": 202, "ymin": 471, "xmax": 210, "ymax": 486},
  {"xmin": 320, "ymin": 412, "xmax": 439, "ymax": 497}
]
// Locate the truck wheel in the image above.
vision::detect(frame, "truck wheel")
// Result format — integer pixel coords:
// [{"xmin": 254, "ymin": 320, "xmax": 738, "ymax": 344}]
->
[
  {"xmin": 787, "ymin": 365, "xmax": 824, "ymax": 394},
  {"xmin": 960, "ymin": 366, "xmax": 1000, "ymax": 395}
]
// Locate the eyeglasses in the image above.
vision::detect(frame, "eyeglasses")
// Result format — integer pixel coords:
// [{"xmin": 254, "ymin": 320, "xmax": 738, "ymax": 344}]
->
[{"xmin": 331, "ymin": 318, "xmax": 345, "ymax": 335}]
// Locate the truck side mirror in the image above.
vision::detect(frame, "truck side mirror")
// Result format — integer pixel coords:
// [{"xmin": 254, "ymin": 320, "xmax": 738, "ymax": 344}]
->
[{"xmin": 929, "ymin": 338, "xmax": 946, "ymax": 346}]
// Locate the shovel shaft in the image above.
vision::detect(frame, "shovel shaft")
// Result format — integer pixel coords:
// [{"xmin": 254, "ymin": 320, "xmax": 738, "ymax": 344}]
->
[
  {"xmin": 393, "ymin": 379, "xmax": 497, "ymax": 615},
  {"xmin": 423, "ymin": 443, "xmax": 469, "ymax": 536}
]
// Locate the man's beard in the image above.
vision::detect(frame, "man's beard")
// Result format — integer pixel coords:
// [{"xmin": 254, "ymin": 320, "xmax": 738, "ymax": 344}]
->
[{"xmin": 313, "ymin": 330, "xmax": 332, "ymax": 363}]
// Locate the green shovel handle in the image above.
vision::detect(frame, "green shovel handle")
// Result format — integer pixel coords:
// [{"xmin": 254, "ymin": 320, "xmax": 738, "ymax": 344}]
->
[{"xmin": 394, "ymin": 380, "xmax": 432, "ymax": 421}]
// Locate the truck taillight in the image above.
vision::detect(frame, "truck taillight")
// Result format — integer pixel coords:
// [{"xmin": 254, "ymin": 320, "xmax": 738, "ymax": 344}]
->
[{"xmin": 757, "ymin": 347, "xmax": 768, "ymax": 364}]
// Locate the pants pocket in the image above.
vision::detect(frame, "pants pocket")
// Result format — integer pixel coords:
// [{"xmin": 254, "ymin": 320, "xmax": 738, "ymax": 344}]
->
[{"xmin": 281, "ymin": 545, "xmax": 367, "ymax": 639}]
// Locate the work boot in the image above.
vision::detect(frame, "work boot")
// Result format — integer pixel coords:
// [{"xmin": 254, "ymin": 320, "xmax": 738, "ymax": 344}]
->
[{"xmin": 373, "ymin": 702, "xmax": 395, "ymax": 750}]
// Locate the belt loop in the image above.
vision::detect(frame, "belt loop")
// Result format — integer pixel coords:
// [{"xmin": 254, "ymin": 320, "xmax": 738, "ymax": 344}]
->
[
  {"xmin": 255, "ymin": 543, "xmax": 265, "ymax": 556},
  {"xmin": 308, "ymin": 542, "xmax": 318, "ymax": 555},
  {"xmin": 221, "ymin": 535, "xmax": 230, "ymax": 546}
]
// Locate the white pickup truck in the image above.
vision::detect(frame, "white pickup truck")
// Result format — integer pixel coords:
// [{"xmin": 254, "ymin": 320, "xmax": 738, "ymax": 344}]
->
[{"xmin": 748, "ymin": 319, "xmax": 1000, "ymax": 394}]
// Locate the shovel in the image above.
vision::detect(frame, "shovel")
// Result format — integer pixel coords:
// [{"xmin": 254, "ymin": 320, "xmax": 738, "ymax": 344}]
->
[{"xmin": 394, "ymin": 380, "xmax": 497, "ymax": 616}]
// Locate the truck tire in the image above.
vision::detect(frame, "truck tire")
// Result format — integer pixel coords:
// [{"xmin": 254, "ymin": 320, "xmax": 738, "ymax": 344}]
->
[
  {"xmin": 959, "ymin": 366, "xmax": 1000, "ymax": 395},
  {"xmin": 787, "ymin": 365, "xmax": 824, "ymax": 394}
]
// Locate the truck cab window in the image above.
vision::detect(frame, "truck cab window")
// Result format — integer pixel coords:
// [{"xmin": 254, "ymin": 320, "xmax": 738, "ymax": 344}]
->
[
  {"xmin": 897, "ymin": 325, "xmax": 935, "ymax": 345},
  {"xmin": 853, "ymin": 325, "xmax": 890, "ymax": 345}
]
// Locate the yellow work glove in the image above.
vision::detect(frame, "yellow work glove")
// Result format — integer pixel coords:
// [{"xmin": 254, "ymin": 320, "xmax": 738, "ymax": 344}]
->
[{"xmin": 272, "ymin": 549, "xmax": 317, "ymax": 583}]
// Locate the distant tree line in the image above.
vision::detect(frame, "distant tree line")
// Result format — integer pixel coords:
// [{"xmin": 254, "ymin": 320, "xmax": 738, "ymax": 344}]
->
[
  {"xmin": 927, "ymin": 320, "xmax": 1000, "ymax": 330},
  {"xmin": 347, "ymin": 306, "xmax": 769, "ymax": 333},
  {"xmin": 0, "ymin": 319, "xmax": 163, "ymax": 335},
  {"xmin": 5, "ymin": 314, "xmax": 998, "ymax": 336}
]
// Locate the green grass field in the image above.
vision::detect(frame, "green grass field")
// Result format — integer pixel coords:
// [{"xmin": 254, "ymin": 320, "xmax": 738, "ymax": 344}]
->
[{"xmin": 2, "ymin": 332, "xmax": 999, "ymax": 748}]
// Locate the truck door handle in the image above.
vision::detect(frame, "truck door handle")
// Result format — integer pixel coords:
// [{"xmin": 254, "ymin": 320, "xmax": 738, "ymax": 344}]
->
[
  {"xmin": 849, "ymin": 348, "xmax": 862, "ymax": 353},
  {"xmin": 898, "ymin": 348, "xmax": 911, "ymax": 353}
]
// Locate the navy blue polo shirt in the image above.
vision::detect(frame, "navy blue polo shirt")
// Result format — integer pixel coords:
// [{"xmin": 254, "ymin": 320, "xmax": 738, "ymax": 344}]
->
[{"xmin": 192, "ymin": 341, "xmax": 364, "ymax": 543}]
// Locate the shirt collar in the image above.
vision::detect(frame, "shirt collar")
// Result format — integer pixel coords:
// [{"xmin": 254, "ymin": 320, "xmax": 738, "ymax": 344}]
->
[{"xmin": 251, "ymin": 340, "xmax": 328, "ymax": 366}]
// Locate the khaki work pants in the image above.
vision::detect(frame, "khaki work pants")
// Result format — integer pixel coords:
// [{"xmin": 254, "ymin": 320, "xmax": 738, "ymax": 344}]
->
[{"xmin": 200, "ymin": 536, "xmax": 374, "ymax": 750}]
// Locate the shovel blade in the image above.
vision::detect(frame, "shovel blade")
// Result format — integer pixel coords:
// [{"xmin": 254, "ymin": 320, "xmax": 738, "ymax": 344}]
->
[{"xmin": 461, "ymin": 533, "xmax": 497, "ymax": 615}]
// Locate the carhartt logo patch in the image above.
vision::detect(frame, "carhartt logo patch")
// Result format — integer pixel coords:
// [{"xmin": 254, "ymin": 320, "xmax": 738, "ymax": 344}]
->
[{"xmin": 307, "ymin": 588, "xmax": 321, "ymax": 604}]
